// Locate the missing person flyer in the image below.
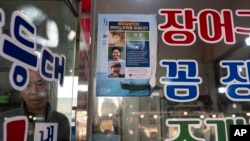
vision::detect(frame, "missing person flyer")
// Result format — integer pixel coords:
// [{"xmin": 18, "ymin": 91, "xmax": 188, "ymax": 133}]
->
[{"xmin": 96, "ymin": 14, "xmax": 157, "ymax": 96}]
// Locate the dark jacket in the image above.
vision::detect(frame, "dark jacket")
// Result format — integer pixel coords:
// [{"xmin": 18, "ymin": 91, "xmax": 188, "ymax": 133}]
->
[
  {"xmin": 108, "ymin": 73, "xmax": 125, "ymax": 78},
  {"xmin": 0, "ymin": 102, "xmax": 70, "ymax": 141}
]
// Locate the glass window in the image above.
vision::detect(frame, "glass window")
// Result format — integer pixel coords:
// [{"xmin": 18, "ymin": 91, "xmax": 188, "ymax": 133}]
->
[
  {"xmin": 90, "ymin": 1, "xmax": 250, "ymax": 141},
  {"xmin": 0, "ymin": 1, "xmax": 78, "ymax": 140}
]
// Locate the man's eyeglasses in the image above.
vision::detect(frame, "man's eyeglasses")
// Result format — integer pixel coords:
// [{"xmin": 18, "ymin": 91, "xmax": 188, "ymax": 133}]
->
[{"xmin": 24, "ymin": 80, "xmax": 47, "ymax": 91}]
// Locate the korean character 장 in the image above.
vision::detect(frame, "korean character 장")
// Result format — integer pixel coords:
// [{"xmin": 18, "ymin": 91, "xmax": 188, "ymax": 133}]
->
[
  {"xmin": 220, "ymin": 60, "xmax": 250, "ymax": 101},
  {"xmin": 158, "ymin": 9, "xmax": 197, "ymax": 46}
]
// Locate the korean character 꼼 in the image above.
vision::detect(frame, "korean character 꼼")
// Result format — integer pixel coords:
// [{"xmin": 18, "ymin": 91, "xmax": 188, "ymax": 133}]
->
[{"xmin": 160, "ymin": 60, "xmax": 202, "ymax": 102}]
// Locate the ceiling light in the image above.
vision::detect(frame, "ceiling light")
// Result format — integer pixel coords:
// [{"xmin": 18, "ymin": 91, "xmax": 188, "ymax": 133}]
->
[
  {"xmin": 218, "ymin": 87, "xmax": 226, "ymax": 93},
  {"xmin": 200, "ymin": 115, "xmax": 205, "ymax": 119},
  {"xmin": 18, "ymin": 5, "xmax": 59, "ymax": 48},
  {"xmin": 153, "ymin": 115, "xmax": 158, "ymax": 119},
  {"xmin": 68, "ymin": 30, "xmax": 76, "ymax": 41},
  {"xmin": 245, "ymin": 36, "xmax": 250, "ymax": 46},
  {"xmin": 78, "ymin": 84, "xmax": 88, "ymax": 92}
]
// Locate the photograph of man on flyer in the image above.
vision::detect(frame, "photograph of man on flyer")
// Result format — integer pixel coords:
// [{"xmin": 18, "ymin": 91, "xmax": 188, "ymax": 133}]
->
[
  {"xmin": 108, "ymin": 62, "xmax": 125, "ymax": 78},
  {"xmin": 109, "ymin": 47, "xmax": 125, "ymax": 62}
]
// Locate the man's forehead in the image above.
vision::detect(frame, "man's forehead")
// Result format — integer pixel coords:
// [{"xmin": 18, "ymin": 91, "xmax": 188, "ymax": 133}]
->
[
  {"xmin": 28, "ymin": 70, "xmax": 43, "ymax": 81},
  {"xmin": 112, "ymin": 66, "xmax": 121, "ymax": 68}
]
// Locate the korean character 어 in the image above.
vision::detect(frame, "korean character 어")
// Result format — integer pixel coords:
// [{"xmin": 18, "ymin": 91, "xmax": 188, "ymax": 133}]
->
[
  {"xmin": 197, "ymin": 9, "xmax": 235, "ymax": 44},
  {"xmin": 158, "ymin": 9, "xmax": 197, "ymax": 46},
  {"xmin": 160, "ymin": 60, "xmax": 202, "ymax": 102}
]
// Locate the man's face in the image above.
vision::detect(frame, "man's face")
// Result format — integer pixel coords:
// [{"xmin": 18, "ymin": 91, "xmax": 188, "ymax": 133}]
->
[
  {"xmin": 112, "ymin": 49, "xmax": 121, "ymax": 61},
  {"xmin": 20, "ymin": 70, "xmax": 48, "ymax": 112},
  {"xmin": 111, "ymin": 66, "xmax": 121, "ymax": 77},
  {"xmin": 113, "ymin": 35, "xmax": 121, "ymax": 43}
]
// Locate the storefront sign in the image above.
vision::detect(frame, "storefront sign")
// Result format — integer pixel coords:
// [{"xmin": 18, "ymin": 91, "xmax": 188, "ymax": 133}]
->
[
  {"xmin": 157, "ymin": 8, "xmax": 250, "ymax": 141},
  {"xmin": 158, "ymin": 9, "xmax": 250, "ymax": 102},
  {"xmin": 165, "ymin": 117, "xmax": 245, "ymax": 141},
  {"xmin": 96, "ymin": 14, "xmax": 157, "ymax": 96},
  {"xmin": 0, "ymin": 9, "xmax": 66, "ymax": 141},
  {"xmin": 34, "ymin": 123, "xmax": 58, "ymax": 141},
  {"xmin": 160, "ymin": 60, "xmax": 202, "ymax": 102},
  {"xmin": 3, "ymin": 116, "xmax": 28, "ymax": 141},
  {"xmin": 3, "ymin": 116, "xmax": 59, "ymax": 141},
  {"xmin": 158, "ymin": 9, "xmax": 250, "ymax": 46},
  {"xmin": 0, "ymin": 9, "xmax": 66, "ymax": 91}
]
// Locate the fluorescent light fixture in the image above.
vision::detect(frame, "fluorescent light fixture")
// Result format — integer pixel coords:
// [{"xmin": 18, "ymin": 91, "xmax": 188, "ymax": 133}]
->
[
  {"xmin": 57, "ymin": 76, "xmax": 78, "ymax": 98},
  {"xmin": 245, "ymin": 36, "xmax": 250, "ymax": 46},
  {"xmin": 232, "ymin": 103, "xmax": 237, "ymax": 108},
  {"xmin": 200, "ymin": 114, "xmax": 205, "ymax": 119},
  {"xmin": 78, "ymin": 84, "xmax": 88, "ymax": 92},
  {"xmin": 218, "ymin": 87, "xmax": 226, "ymax": 93},
  {"xmin": 108, "ymin": 113, "xmax": 113, "ymax": 117},
  {"xmin": 36, "ymin": 20, "xmax": 59, "ymax": 47},
  {"xmin": 18, "ymin": 5, "xmax": 46, "ymax": 23},
  {"xmin": 68, "ymin": 30, "xmax": 76, "ymax": 41},
  {"xmin": 18, "ymin": 5, "xmax": 59, "ymax": 48},
  {"xmin": 57, "ymin": 77, "xmax": 88, "ymax": 98}
]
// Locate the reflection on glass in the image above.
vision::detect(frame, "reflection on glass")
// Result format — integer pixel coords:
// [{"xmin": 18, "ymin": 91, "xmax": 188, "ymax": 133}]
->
[{"xmin": 18, "ymin": 5, "xmax": 59, "ymax": 48}]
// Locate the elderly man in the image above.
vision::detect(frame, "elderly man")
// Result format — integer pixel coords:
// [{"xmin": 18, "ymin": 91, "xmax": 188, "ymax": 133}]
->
[{"xmin": 0, "ymin": 70, "xmax": 70, "ymax": 141}]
